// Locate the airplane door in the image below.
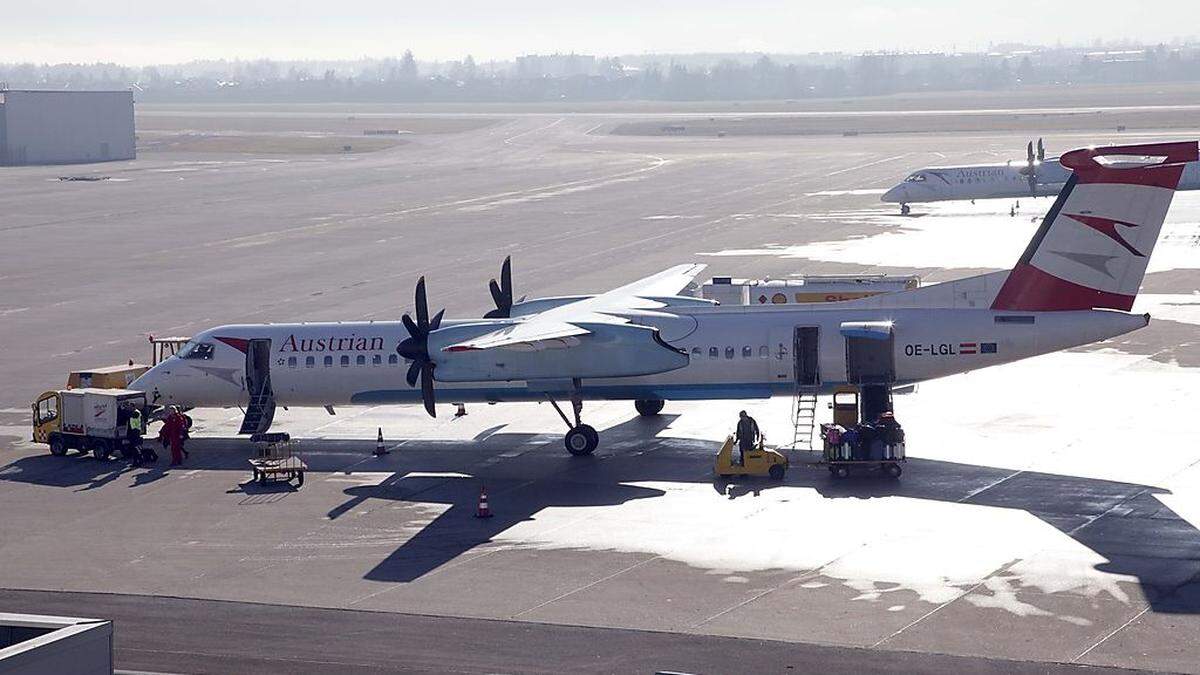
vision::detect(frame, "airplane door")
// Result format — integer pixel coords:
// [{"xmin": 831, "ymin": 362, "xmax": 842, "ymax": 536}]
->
[
  {"xmin": 238, "ymin": 338, "xmax": 276, "ymax": 435},
  {"xmin": 768, "ymin": 326, "xmax": 820, "ymax": 385},
  {"xmin": 245, "ymin": 339, "xmax": 273, "ymax": 399},
  {"xmin": 794, "ymin": 326, "xmax": 820, "ymax": 386}
]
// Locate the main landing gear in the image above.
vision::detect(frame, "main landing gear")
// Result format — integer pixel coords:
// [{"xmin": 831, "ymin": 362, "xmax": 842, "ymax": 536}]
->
[
  {"xmin": 635, "ymin": 399, "xmax": 664, "ymax": 416},
  {"xmin": 547, "ymin": 384, "xmax": 598, "ymax": 456}
]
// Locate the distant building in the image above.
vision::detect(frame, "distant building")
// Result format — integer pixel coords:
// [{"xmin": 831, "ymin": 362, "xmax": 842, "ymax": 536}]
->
[{"xmin": 0, "ymin": 89, "xmax": 135, "ymax": 166}]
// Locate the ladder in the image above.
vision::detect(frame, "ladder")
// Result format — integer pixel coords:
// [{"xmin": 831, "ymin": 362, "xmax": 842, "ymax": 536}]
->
[
  {"xmin": 238, "ymin": 392, "xmax": 276, "ymax": 435},
  {"xmin": 790, "ymin": 386, "xmax": 820, "ymax": 450}
]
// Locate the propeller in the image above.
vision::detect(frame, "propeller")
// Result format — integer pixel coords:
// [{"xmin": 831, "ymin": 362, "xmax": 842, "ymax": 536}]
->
[
  {"xmin": 1021, "ymin": 140, "xmax": 1038, "ymax": 196},
  {"xmin": 1036, "ymin": 137, "xmax": 1045, "ymax": 162},
  {"xmin": 483, "ymin": 256, "xmax": 514, "ymax": 319},
  {"xmin": 397, "ymin": 277, "xmax": 444, "ymax": 417}
]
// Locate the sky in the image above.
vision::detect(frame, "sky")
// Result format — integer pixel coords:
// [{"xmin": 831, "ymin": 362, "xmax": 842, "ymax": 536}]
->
[{"xmin": 4, "ymin": 1, "xmax": 1200, "ymax": 65}]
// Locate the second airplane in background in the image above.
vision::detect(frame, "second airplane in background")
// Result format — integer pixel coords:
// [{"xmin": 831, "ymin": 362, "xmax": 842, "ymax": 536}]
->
[{"xmin": 882, "ymin": 138, "xmax": 1200, "ymax": 214}]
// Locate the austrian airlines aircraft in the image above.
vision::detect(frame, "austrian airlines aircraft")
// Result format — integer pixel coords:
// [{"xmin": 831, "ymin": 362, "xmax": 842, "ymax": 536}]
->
[
  {"xmin": 132, "ymin": 141, "xmax": 1197, "ymax": 456},
  {"xmin": 882, "ymin": 139, "xmax": 1200, "ymax": 212}
]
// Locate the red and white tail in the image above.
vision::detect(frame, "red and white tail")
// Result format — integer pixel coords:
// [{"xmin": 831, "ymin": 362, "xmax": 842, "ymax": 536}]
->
[{"xmin": 992, "ymin": 141, "xmax": 1198, "ymax": 312}]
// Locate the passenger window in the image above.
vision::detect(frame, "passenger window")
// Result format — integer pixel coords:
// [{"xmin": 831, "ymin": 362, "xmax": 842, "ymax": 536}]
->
[
  {"xmin": 356, "ymin": 355, "xmax": 366, "ymax": 366},
  {"xmin": 759, "ymin": 346, "xmax": 769, "ymax": 358},
  {"xmin": 373, "ymin": 354, "xmax": 382, "ymax": 365},
  {"xmin": 178, "ymin": 341, "xmax": 214, "ymax": 360},
  {"xmin": 742, "ymin": 346, "xmax": 752, "ymax": 358},
  {"xmin": 709, "ymin": 347, "xmax": 719, "ymax": 359},
  {"xmin": 305, "ymin": 356, "xmax": 315, "ymax": 368},
  {"xmin": 287, "ymin": 357, "xmax": 297, "ymax": 368},
  {"xmin": 340, "ymin": 355, "xmax": 350, "ymax": 367},
  {"xmin": 691, "ymin": 347, "xmax": 702, "ymax": 357},
  {"xmin": 725, "ymin": 347, "xmax": 734, "ymax": 360},
  {"xmin": 388, "ymin": 354, "xmax": 398, "ymax": 365},
  {"xmin": 324, "ymin": 355, "xmax": 333, "ymax": 367}
]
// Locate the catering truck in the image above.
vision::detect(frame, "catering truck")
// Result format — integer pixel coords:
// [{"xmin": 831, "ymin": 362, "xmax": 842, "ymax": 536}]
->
[{"xmin": 31, "ymin": 388, "xmax": 147, "ymax": 459}]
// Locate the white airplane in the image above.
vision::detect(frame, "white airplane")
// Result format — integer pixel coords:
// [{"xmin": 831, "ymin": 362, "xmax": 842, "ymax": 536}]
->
[
  {"xmin": 882, "ymin": 138, "xmax": 1200, "ymax": 213},
  {"xmin": 132, "ymin": 140, "xmax": 1197, "ymax": 456}
]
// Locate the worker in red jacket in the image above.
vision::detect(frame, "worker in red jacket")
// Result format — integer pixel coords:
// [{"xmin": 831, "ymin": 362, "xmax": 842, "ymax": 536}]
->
[{"xmin": 160, "ymin": 407, "xmax": 187, "ymax": 466}]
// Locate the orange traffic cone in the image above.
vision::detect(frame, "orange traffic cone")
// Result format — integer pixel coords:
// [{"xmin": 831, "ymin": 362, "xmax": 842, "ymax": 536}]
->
[
  {"xmin": 373, "ymin": 427, "xmax": 388, "ymax": 456},
  {"xmin": 475, "ymin": 485, "xmax": 493, "ymax": 519}
]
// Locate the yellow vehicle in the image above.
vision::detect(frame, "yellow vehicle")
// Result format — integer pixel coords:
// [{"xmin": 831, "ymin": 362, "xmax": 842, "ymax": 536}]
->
[
  {"xmin": 714, "ymin": 435, "xmax": 788, "ymax": 480},
  {"xmin": 32, "ymin": 388, "xmax": 147, "ymax": 459}
]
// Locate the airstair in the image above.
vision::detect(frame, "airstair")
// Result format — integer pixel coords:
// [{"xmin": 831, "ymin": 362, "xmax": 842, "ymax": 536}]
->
[
  {"xmin": 790, "ymin": 386, "xmax": 820, "ymax": 450},
  {"xmin": 238, "ymin": 392, "xmax": 276, "ymax": 436}
]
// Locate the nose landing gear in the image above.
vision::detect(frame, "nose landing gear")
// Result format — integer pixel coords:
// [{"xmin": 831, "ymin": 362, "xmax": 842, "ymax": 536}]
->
[{"xmin": 900, "ymin": 203, "xmax": 911, "ymax": 216}]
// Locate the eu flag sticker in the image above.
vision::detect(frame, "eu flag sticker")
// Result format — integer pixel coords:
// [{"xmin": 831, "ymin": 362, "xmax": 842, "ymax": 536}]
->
[{"xmin": 981, "ymin": 342, "xmax": 998, "ymax": 354}]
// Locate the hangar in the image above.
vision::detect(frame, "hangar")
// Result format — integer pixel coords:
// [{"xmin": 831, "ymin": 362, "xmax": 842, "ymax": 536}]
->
[{"xmin": 0, "ymin": 89, "xmax": 135, "ymax": 166}]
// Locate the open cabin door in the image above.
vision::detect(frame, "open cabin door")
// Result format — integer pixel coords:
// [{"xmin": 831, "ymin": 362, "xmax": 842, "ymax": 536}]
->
[
  {"xmin": 768, "ymin": 326, "xmax": 820, "ymax": 385},
  {"xmin": 238, "ymin": 338, "xmax": 276, "ymax": 435}
]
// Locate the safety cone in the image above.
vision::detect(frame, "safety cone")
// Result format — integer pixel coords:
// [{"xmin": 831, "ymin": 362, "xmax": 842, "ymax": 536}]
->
[
  {"xmin": 475, "ymin": 485, "xmax": 493, "ymax": 519},
  {"xmin": 373, "ymin": 427, "xmax": 389, "ymax": 456}
]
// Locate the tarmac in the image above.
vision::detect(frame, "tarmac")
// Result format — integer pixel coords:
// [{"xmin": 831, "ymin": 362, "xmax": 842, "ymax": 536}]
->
[{"xmin": 1, "ymin": 97, "xmax": 1199, "ymax": 673}]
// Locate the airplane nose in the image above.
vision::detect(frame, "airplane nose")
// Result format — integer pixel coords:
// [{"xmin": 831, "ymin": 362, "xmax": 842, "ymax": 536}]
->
[
  {"xmin": 881, "ymin": 186, "xmax": 907, "ymax": 203},
  {"xmin": 130, "ymin": 366, "xmax": 165, "ymax": 404}
]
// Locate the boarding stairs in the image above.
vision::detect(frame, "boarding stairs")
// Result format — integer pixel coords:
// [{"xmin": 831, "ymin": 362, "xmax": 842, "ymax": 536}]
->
[
  {"xmin": 238, "ymin": 391, "xmax": 276, "ymax": 436},
  {"xmin": 789, "ymin": 386, "xmax": 819, "ymax": 450}
]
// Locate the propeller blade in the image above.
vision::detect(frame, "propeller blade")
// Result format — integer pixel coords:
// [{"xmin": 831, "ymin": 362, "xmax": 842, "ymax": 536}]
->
[
  {"xmin": 483, "ymin": 256, "xmax": 514, "ymax": 318},
  {"xmin": 1026, "ymin": 141, "xmax": 1035, "ymax": 166},
  {"xmin": 414, "ymin": 277, "xmax": 429, "ymax": 329},
  {"xmin": 420, "ymin": 362, "xmax": 437, "ymax": 418},
  {"xmin": 500, "ymin": 256, "xmax": 512, "ymax": 298},
  {"xmin": 401, "ymin": 314, "xmax": 419, "ymax": 339},
  {"xmin": 488, "ymin": 278, "xmax": 505, "ymax": 308},
  {"xmin": 1037, "ymin": 138, "xmax": 1045, "ymax": 162},
  {"xmin": 429, "ymin": 309, "xmax": 445, "ymax": 332},
  {"xmin": 405, "ymin": 359, "xmax": 420, "ymax": 387}
]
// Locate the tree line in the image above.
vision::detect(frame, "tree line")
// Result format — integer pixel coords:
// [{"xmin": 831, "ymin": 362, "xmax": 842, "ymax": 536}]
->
[{"xmin": 3, "ymin": 45, "xmax": 1200, "ymax": 103}]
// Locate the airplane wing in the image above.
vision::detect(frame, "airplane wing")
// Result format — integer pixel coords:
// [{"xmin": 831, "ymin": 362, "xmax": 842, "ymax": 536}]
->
[{"xmin": 441, "ymin": 263, "xmax": 706, "ymax": 352}]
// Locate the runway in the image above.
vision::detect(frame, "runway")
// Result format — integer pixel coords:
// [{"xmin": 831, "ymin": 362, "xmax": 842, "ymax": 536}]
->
[{"xmin": 1, "ymin": 97, "xmax": 1199, "ymax": 673}]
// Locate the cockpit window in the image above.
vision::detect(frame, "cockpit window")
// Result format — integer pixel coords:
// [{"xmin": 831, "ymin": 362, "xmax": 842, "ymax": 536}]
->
[
  {"xmin": 177, "ymin": 341, "xmax": 214, "ymax": 360},
  {"xmin": 904, "ymin": 173, "xmax": 927, "ymax": 183}
]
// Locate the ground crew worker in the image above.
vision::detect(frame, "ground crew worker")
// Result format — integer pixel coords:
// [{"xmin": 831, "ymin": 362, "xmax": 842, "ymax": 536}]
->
[
  {"xmin": 127, "ymin": 407, "xmax": 144, "ymax": 465},
  {"xmin": 162, "ymin": 407, "xmax": 187, "ymax": 466},
  {"xmin": 735, "ymin": 410, "xmax": 760, "ymax": 465}
]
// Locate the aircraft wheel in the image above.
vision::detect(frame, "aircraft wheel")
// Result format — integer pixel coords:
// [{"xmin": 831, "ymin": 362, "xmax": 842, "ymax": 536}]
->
[
  {"xmin": 900, "ymin": 203, "xmax": 911, "ymax": 216},
  {"xmin": 48, "ymin": 435, "xmax": 67, "ymax": 457},
  {"xmin": 634, "ymin": 399, "xmax": 665, "ymax": 416},
  {"xmin": 884, "ymin": 463, "xmax": 903, "ymax": 479},
  {"xmin": 565, "ymin": 425, "xmax": 599, "ymax": 456}
]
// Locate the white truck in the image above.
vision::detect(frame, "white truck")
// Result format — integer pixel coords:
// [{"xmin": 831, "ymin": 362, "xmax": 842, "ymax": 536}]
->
[{"xmin": 31, "ymin": 388, "xmax": 147, "ymax": 460}]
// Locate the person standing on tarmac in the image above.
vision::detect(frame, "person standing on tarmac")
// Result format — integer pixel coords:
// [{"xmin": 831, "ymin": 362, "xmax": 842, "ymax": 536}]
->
[
  {"xmin": 126, "ymin": 407, "xmax": 145, "ymax": 466},
  {"xmin": 735, "ymin": 410, "xmax": 761, "ymax": 465},
  {"xmin": 161, "ymin": 407, "xmax": 187, "ymax": 466}
]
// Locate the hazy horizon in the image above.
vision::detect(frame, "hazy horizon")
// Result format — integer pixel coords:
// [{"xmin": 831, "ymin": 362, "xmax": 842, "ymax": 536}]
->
[{"xmin": 6, "ymin": 0, "xmax": 1200, "ymax": 66}]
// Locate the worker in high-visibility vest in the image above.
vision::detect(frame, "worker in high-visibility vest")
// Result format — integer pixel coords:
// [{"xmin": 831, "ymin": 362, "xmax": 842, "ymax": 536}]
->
[{"xmin": 126, "ymin": 407, "xmax": 145, "ymax": 465}]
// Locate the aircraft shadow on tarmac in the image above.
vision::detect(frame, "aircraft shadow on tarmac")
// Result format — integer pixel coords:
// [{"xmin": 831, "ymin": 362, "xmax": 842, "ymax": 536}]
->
[{"xmin": 3, "ymin": 417, "xmax": 1198, "ymax": 614}]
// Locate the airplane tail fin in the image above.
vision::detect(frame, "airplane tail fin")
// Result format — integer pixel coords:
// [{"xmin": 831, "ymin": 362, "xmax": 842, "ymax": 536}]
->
[{"xmin": 991, "ymin": 140, "xmax": 1197, "ymax": 312}]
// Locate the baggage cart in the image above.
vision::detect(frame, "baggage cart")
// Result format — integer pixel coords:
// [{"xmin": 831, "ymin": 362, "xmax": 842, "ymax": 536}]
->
[{"xmin": 248, "ymin": 433, "xmax": 306, "ymax": 486}]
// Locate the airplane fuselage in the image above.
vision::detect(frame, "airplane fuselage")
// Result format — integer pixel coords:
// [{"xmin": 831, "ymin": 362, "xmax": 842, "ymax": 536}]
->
[{"xmin": 134, "ymin": 303, "xmax": 1147, "ymax": 410}]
